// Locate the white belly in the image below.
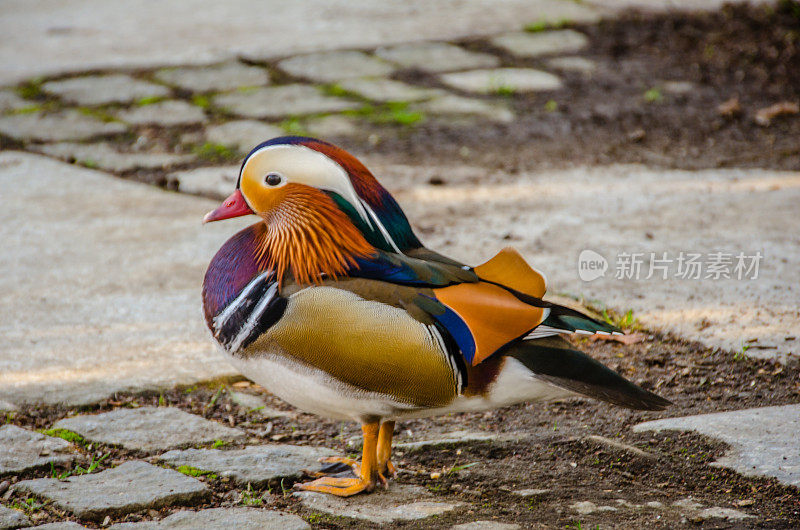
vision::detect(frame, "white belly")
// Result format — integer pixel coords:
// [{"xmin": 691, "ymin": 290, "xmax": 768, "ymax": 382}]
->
[
  {"xmin": 224, "ymin": 348, "xmax": 420, "ymax": 422},
  {"xmin": 224, "ymin": 348, "xmax": 572, "ymax": 422}
]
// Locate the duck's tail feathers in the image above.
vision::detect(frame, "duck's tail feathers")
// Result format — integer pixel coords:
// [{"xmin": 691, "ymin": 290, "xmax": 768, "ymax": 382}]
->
[
  {"xmin": 539, "ymin": 304, "xmax": 622, "ymax": 336},
  {"xmin": 508, "ymin": 336, "xmax": 671, "ymax": 411}
]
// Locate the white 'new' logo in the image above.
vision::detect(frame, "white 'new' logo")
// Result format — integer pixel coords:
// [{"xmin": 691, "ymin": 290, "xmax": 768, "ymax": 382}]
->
[{"xmin": 578, "ymin": 249, "xmax": 608, "ymax": 282}]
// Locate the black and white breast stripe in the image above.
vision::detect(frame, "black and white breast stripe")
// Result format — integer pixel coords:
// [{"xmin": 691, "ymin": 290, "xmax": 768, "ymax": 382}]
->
[
  {"xmin": 212, "ymin": 272, "xmax": 287, "ymax": 353},
  {"xmin": 426, "ymin": 323, "xmax": 467, "ymax": 394}
]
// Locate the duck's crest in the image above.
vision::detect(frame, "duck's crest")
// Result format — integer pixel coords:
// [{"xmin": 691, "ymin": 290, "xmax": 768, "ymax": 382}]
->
[{"xmin": 243, "ymin": 136, "xmax": 422, "ymax": 253}]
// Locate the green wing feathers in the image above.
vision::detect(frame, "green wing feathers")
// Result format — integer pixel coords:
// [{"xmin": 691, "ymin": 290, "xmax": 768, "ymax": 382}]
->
[{"xmin": 541, "ymin": 305, "xmax": 622, "ymax": 335}]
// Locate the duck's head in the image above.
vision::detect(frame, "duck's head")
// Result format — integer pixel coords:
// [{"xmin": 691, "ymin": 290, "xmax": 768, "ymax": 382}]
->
[{"xmin": 203, "ymin": 136, "xmax": 420, "ymax": 283}]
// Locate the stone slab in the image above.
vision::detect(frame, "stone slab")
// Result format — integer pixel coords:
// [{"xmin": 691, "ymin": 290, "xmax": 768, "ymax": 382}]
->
[
  {"xmin": 302, "ymin": 115, "xmax": 362, "ymax": 139},
  {"xmin": 0, "ymin": 111, "xmax": 126, "ymax": 142},
  {"xmin": 0, "ymin": 425, "xmax": 79, "ymax": 475},
  {"xmin": 376, "ymin": 42, "xmax": 499, "ymax": 73},
  {"xmin": 295, "ymin": 484, "xmax": 461, "ymax": 524},
  {"xmin": 0, "ymin": 505, "xmax": 30, "ymax": 529},
  {"xmin": 439, "ymin": 68, "xmax": 562, "ymax": 94},
  {"xmin": 277, "ymin": 51, "xmax": 394, "ymax": 82},
  {"xmin": 661, "ymin": 80, "xmax": 696, "ymax": 95},
  {"xmin": 373, "ymin": 162, "xmax": 800, "ymax": 361},
  {"xmin": 570, "ymin": 501, "xmax": 618, "ymax": 515},
  {"xmin": 114, "ymin": 100, "xmax": 207, "ymax": 126},
  {"xmin": 671, "ymin": 497, "xmax": 753, "ymax": 521},
  {"xmin": 53, "ymin": 407, "xmax": 246, "ymax": 452},
  {"xmin": 395, "ymin": 430, "xmax": 521, "ymax": 452},
  {"xmin": 337, "ymin": 78, "xmax": 443, "ymax": 103},
  {"xmin": 413, "ymin": 95, "xmax": 514, "ymax": 123},
  {"xmin": 0, "ymin": 90, "xmax": 31, "ymax": 112},
  {"xmin": 512, "ymin": 488, "xmax": 550, "ymax": 497},
  {"xmin": 214, "ymin": 85, "xmax": 360, "ymax": 119},
  {"xmin": 452, "ymin": 522, "xmax": 520, "ymax": 530},
  {"xmin": 27, "ymin": 521, "xmax": 86, "ymax": 530},
  {"xmin": 34, "ymin": 142, "xmax": 194, "ymax": 173},
  {"xmin": 0, "ymin": 151, "xmax": 252, "ymax": 407},
  {"xmin": 204, "ymin": 121, "xmax": 283, "ymax": 154},
  {"xmin": 169, "ymin": 165, "xmax": 239, "ymax": 198},
  {"xmin": 545, "ymin": 56, "xmax": 597, "ymax": 74},
  {"xmin": 634, "ymin": 405, "xmax": 800, "ymax": 487},
  {"xmin": 154, "ymin": 62, "xmax": 270, "ymax": 93},
  {"xmin": 490, "ymin": 30, "xmax": 589, "ymax": 58},
  {"xmin": 15, "ymin": 461, "xmax": 209, "ymax": 521},
  {"xmin": 0, "ymin": 0, "xmax": 604, "ymax": 85},
  {"xmin": 158, "ymin": 444, "xmax": 337, "ymax": 486},
  {"xmin": 108, "ymin": 508, "xmax": 309, "ymax": 530},
  {"xmin": 42, "ymin": 75, "xmax": 169, "ymax": 106}
]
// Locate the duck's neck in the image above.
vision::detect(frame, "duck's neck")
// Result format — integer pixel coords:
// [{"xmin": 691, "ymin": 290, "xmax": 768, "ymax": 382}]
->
[
  {"xmin": 203, "ymin": 195, "xmax": 376, "ymax": 325},
  {"xmin": 258, "ymin": 190, "xmax": 375, "ymax": 285}
]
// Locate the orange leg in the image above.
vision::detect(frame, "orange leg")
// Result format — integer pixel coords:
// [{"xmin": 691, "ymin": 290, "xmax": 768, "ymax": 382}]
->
[
  {"xmin": 377, "ymin": 420, "xmax": 397, "ymax": 479},
  {"xmin": 295, "ymin": 422, "xmax": 380, "ymax": 497}
]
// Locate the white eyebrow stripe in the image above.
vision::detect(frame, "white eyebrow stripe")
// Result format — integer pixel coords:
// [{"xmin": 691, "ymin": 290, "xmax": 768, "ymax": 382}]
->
[
  {"xmin": 240, "ymin": 143, "xmax": 411, "ymax": 254},
  {"xmin": 360, "ymin": 198, "xmax": 403, "ymax": 254},
  {"xmin": 240, "ymin": 143, "xmax": 374, "ymax": 229}
]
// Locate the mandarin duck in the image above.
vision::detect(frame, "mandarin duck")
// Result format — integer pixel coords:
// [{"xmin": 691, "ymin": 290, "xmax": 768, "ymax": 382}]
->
[{"xmin": 201, "ymin": 136, "xmax": 670, "ymax": 497}]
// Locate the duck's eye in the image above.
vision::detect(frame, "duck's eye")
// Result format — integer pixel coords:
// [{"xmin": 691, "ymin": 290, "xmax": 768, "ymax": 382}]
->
[{"xmin": 265, "ymin": 173, "xmax": 283, "ymax": 186}]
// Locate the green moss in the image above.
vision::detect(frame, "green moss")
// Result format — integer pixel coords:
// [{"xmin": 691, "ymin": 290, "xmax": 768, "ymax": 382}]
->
[
  {"xmin": 600, "ymin": 308, "xmax": 641, "ymax": 331},
  {"xmin": 191, "ymin": 95, "xmax": 211, "ymax": 109},
  {"xmin": 76, "ymin": 106, "xmax": 118, "ymax": 123},
  {"xmin": 212, "ymin": 439, "xmax": 227, "ymax": 449},
  {"xmin": 643, "ymin": 87, "xmax": 663, "ymax": 103},
  {"xmin": 16, "ymin": 79, "xmax": 44, "ymax": 100},
  {"xmin": 544, "ymin": 99, "xmax": 558, "ymax": 112},
  {"xmin": 9, "ymin": 105, "xmax": 43, "ymax": 115},
  {"xmin": 346, "ymin": 102, "xmax": 424, "ymax": 126},
  {"xmin": 42, "ymin": 428, "xmax": 86, "ymax": 445},
  {"xmin": 193, "ymin": 142, "xmax": 238, "ymax": 162},
  {"xmin": 320, "ymin": 84, "xmax": 352, "ymax": 98},
  {"xmin": 495, "ymin": 85, "xmax": 516, "ymax": 97},
  {"xmin": 176, "ymin": 465, "xmax": 218, "ymax": 479},
  {"xmin": 280, "ymin": 117, "xmax": 309, "ymax": 136},
  {"xmin": 136, "ymin": 95, "xmax": 164, "ymax": 106},
  {"xmin": 524, "ymin": 18, "xmax": 569, "ymax": 32},
  {"xmin": 10, "ymin": 498, "xmax": 42, "ymax": 513}
]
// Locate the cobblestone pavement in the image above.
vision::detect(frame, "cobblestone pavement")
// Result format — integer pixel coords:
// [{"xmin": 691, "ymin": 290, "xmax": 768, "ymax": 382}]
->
[
  {"xmin": 2, "ymin": 389, "xmax": 793, "ymax": 528},
  {"xmin": 0, "ymin": 1, "xmax": 798, "ymax": 528}
]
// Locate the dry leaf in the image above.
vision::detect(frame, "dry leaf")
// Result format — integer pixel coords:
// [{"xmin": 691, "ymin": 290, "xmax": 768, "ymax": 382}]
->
[
  {"xmin": 755, "ymin": 101, "xmax": 799, "ymax": 126},
  {"xmin": 717, "ymin": 97, "xmax": 741, "ymax": 117}
]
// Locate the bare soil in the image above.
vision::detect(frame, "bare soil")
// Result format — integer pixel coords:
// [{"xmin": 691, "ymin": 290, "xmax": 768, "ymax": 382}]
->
[
  {"xmin": 367, "ymin": 1, "xmax": 800, "ymax": 174},
  {"xmin": 5, "ymin": 331, "xmax": 800, "ymax": 528}
]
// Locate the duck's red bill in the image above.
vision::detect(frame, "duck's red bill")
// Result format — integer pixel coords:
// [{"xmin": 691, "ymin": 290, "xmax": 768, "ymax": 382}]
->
[{"xmin": 203, "ymin": 189, "xmax": 254, "ymax": 223}]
